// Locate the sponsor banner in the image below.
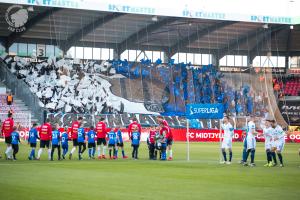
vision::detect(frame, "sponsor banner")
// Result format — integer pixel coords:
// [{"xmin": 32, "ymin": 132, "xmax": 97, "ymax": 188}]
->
[
  {"xmin": 220, "ymin": 67, "xmax": 286, "ymax": 74},
  {"xmin": 289, "ymin": 126, "xmax": 300, "ymax": 132},
  {"xmin": 186, "ymin": 104, "xmax": 224, "ymax": 119},
  {"xmin": 286, "ymin": 131, "xmax": 300, "ymax": 143},
  {"xmin": 174, "ymin": 129, "xmax": 244, "ymax": 142},
  {"xmin": 1, "ymin": 0, "xmax": 298, "ymax": 24},
  {"xmin": 287, "ymin": 126, "xmax": 300, "ymax": 143},
  {"xmin": 288, "ymin": 69, "xmax": 300, "ymax": 74},
  {"xmin": 278, "ymin": 100, "xmax": 300, "ymax": 126},
  {"xmin": 17, "ymin": 127, "xmax": 29, "ymax": 140},
  {"xmin": 172, "ymin": 129, "xmax": 300, "ymax": 143},
  {"xmin": 15, "ymin": 127, "xmax": 300, "ymax": 143}
]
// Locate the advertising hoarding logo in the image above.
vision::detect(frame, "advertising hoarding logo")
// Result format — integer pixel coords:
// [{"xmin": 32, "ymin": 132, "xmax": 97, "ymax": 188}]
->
[
  {"xmin": 108, "ymin": 4, "xmax": 155, "ymax": 15},
  {"xmin": 279, "ymin": 101, "xmax": 300, "ymax": 126},
  {"xmin": 186, "ymin": 104, "xmax": 224, "ymax": 119},
  {"xmin": 182, "ymin": 4, "xmax": 225, "ymax": 20},
  {"xmin": 27, "ymin": 0, "xmax": 80, "ymax": 8},
  {"xmin": 250, "ymin": 15, "xmax": 291, "ymax": 24}
]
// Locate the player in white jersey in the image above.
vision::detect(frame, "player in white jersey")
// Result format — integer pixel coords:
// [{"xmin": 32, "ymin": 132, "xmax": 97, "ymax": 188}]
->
[
  {"xmin": 220, "ymin": 116, "xmax": 234, "ymax": 164},
  {"xmin": 244, "ymin": 115, "xmax": 258, "ymax": 167},
  {"xmin": 271, "ymin": 121, "xmax": 285, "ymax": 167},
  {"xmin": 260, "ymin": 119, "xmax": 275, "ymax": 167}
]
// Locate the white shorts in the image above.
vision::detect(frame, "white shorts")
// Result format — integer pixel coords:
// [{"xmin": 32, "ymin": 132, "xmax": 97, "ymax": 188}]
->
[
  {"xmin": 221, "ymin": 138, "xmax": 232, "ymax": 149},
  {"xmin": 247, "ymin": 137, "xmax": 256, "ymax": 150},
  {"xmin": 273, "ymin": 141, "xmax": 285, "ymax": 152},
  {"xmin": 265, "ymin": 141, "xmax": 273, "ymax": 150}
]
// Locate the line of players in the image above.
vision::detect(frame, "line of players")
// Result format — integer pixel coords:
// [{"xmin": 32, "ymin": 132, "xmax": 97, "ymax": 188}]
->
[
  {"xmin": 1, "ymin": 114, "xmax": 174, "ymax": 161},
  {"xmin": 220, "ymin": 115, "xmax": 286, "ymax": 167},
  {"xmin": 2, "ymin": 112, "xmax": 286, "ymax": 166}
]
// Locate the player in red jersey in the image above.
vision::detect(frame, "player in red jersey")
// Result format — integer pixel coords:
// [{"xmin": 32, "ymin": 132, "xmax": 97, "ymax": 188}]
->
[
  {"xmin": 158, "ymin": 122, "xmax": 169, "ymax": 160},
  {"xmin": 128, "ymin": 117, "xmax": 141, "ymax": 138},
  {"xmin": 165, "ymin": 124, "xmax": 173, "ymax": 160},
  {"xmin": 37, "ymin": 118, "xmax": 52, "ymax": 160},
  {"xmin": 0, "ymin": 119, "xmax": 1, "ymax": 159},
  {"xmin": 1, "ymin": 113, "xmax": 14, "ymax": 159},
  {"xmin": 69, "ymin": 116, "xmax": 83, "ymax": 159},
  {"xmin": 157, "ymin": 116, "xmax": 173, "ymax": 160},
  {"xmin": 96, "ymin": 117, "xmax": 108, "ymax": 159},
  {"xmin": 156, "ymin": 115, "xmax": 169, "ymax": 127},
  {"xmin": 147, "ymin": 126, "xmax": 157, "ymax": 160}
]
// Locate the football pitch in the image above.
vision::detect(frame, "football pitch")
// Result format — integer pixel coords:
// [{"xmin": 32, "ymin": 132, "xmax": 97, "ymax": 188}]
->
[{"xmin": 0, "ymin": 142, "xmax": 299, "ymax": 200}]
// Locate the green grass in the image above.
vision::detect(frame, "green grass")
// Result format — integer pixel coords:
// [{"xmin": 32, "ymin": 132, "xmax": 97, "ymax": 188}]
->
[{"xmin": 0, "ymin": 142, "xmax": 299, "ymax": 200}]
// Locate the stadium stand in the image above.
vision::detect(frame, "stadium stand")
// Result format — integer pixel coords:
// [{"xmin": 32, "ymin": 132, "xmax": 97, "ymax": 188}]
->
[
  {"xmin": 284, "ymin": 77, "xmax": 300, "ymax": 96},
  {"xmin": 0, "ymin": 93, "xmax": 35, "ymax": 127},
  {"xmin": 0, "ymin": 3, "xmax": 298, "ymax": 128},
  {"xmin": 0, "ymin": 54, "xmax": 268, "ymax": 118}
]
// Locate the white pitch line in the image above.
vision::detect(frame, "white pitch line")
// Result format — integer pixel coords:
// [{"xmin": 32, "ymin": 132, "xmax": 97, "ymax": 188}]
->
[{"xmin": 0, "ymin": 159, "xmax": 298, "ymax": 166}]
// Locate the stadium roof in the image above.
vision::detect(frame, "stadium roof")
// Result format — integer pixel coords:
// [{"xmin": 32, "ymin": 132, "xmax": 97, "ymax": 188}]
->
[{"xmin": 0, "ymin": 4, "xmax": 300, "ymax": 59}]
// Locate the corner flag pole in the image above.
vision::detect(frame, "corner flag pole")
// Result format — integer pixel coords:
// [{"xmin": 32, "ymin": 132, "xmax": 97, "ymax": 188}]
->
[
  {"xmin": 219, "ymin": 119, "xmax": 222, "ymax": 163},
  {"xmin": 186, "ymin": 118, "xmax": 190, "ymax": 161}
]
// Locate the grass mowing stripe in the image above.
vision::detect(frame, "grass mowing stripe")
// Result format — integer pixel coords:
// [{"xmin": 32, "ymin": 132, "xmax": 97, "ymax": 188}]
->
[{"xmin": 0, "ymin": 142, "xmax": 299, "ymax": 200}]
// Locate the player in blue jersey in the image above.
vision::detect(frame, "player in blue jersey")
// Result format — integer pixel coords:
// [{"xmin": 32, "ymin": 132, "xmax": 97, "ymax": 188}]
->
[
  {"xmin": 116, "ymin": 127, "xmax": 128, "ymax": 159},
  {"xmin": 239, "ymin": 122, "xmax": 248, "ymax": 164},
  {"xmin": 27, "ymin": 123, "xmax": 39, "ymax": 160},
  {"xmin": 87, "ymin": 126, "xmax": 96, "ymax": 159},
  {"xmin": 61, "ymin": 127, "xmax": 69, "ymax": 160},
  {"xmin": 51, "ymin": 124, "xmax": 61, "ymax": 161},
  {"xmin": 107, "ymin": 129, "xmax": 117, "ymax": 159},
  {"xmin": 11, "ymin": 126, "xmax": 20, "ymax": 161},
  {"xmin": 77, "ymin": 126, "xmax": 86, "ymax": 160},
  {"xmin": 131, "ymin": 127, "xmax": 141, "ymax": 160}
]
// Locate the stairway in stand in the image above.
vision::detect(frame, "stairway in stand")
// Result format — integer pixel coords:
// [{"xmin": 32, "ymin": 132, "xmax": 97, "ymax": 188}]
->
[{"xmin": 0, "ymin": 84, "xmax": 38, "ymax": 127}]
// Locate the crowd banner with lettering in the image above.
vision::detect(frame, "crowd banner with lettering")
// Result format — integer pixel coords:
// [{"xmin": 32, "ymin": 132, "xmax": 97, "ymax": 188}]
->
[{"xmin": 46, "ymin": 113, "xmax": 235, "ymax": 129}]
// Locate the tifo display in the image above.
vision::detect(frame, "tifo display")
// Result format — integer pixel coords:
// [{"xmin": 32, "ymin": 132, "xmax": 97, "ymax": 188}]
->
[{"xmin": 1, "ymin": 54, "xmax": 270, "ymax": 117}]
